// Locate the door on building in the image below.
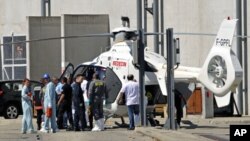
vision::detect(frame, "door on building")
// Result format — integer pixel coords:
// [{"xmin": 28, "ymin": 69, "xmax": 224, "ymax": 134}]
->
[{"xmin": 186, "ymin": 87, "xmax": 202, "ymax": 114}]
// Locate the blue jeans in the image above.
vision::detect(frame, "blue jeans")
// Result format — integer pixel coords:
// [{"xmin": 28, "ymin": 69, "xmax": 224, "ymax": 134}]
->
[
  {"xmin": 127, "ymin": 105, "xmax": 139, "ymax": 128},
  {"xmin": 44, "ymin": 108, "xmax": 57, "ymax": 132}
]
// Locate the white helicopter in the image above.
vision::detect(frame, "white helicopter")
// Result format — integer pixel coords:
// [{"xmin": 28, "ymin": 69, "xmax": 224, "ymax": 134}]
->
[{"xmin": 60, "ymin": 18, "xmax": 243, "ymax": 122}]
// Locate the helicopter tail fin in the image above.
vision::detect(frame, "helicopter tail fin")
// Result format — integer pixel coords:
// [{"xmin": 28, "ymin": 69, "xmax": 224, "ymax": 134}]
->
[{"xmin": 198, "ymin": 18, "xmax": 243, "ymax": 97}]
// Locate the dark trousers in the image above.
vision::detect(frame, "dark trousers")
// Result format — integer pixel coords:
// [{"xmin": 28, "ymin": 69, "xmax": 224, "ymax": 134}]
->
[
  {"xmin": 92, "ymin": 101, "xmax": 104, "ymax": 121},
  {"xmin": 127, "ymin": 105, "xmax": 139, "ymax": 128},
  {"xmin": 74, "ymin": 107, "xmax": 87, "ymax": 130},
  {"xmin": 36, "ymin": 109, "xmax": 43, "ymax": 130},
  {"xmin": 88, "ymin": 107, "xmax": 93, "ymax": 129},
  {"xmin": 57, "ymin": 102, "xmax": 73, "ymax": 129},
  {"xmin": 175, "ymin": 94, "xmax": 183, "ymax": 125}
]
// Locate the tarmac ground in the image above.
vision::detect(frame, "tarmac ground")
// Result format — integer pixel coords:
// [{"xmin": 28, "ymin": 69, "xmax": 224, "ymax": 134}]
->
[
  {"xmin": 1, "ymin": 115, "xmax": 250, "ymax": 141},
  {"xmin": 135, "ymin": 115, "xmax": 250, "ymax": 141}
]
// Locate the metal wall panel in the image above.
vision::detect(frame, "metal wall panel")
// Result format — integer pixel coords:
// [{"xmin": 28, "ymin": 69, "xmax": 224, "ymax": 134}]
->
[{"xmin": 28, "ymin": 17, "xmax": 61, "ymax": 80}]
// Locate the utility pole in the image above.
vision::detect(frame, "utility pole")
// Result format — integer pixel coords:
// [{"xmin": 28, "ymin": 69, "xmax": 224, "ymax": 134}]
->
[
  {"xmin": 153, "ymin": 0, "xmax": 159, "ymax": 53},
  {"xmin": 164, "ymin": 28, "xmax": 177, "ymax": 130},
  {"xmin": 235, "ymin": 0, "xmax": 243, "ymax": 116},
  {"xmin": 243, "ymin": 0, "xmax": 248, "ymax": 115},
  {"xmin": 160, "ymin": 0, "xmax": 164, "ymax": 56},
  {"xmin": 137, "ymin": 0, "xmax": 146, "ymax": 126}
]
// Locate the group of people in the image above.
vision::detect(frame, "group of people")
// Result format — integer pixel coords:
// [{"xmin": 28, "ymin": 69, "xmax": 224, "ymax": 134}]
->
[
  {"xmin": 21, "ymin": 72, "xmax": 109, "ymax": 134},
  {"xmin": 20, "ymin": 72, "xmax": 184, "ymax": 133}
]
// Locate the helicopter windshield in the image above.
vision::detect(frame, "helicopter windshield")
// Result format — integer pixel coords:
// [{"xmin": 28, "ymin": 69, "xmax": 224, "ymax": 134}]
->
[
  {"xmin": 113, "ymin": 31, "xmax": 137, "ymax": 43},
  {"xmin": 73, "ymin": 65, "xmax": 106, "ymax": 81}
]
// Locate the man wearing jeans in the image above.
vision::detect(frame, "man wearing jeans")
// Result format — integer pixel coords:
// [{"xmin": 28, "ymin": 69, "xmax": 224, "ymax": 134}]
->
[{"xmin": 119, "ymin": 74, "xmax": 140, "ymax": 130}]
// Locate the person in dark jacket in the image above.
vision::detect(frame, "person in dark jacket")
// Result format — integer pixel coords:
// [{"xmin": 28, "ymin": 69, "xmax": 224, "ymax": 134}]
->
[
  {"xmin": 88, "ymin": 73, "xmax": 107, "ymax": 131},
  {"xmin": 57, "ymin": 77, "xmax": 73, "ymax": 130},
  {"xmin": 33, "ymin": 78, "xmax": 45, "ymax": 130},
  {"xmin": 71, "ymin": 74, "xmax": 87, "ymax": 131}
]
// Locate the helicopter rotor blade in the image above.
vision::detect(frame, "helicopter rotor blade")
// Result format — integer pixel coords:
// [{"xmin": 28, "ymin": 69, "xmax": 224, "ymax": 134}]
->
[{"xmin": 0, "ymin": 33, "xmax": 113, "ymax": 46}]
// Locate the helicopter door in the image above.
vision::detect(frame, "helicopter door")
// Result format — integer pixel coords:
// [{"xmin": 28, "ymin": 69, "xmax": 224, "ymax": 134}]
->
[
  {"xmin": 59, "ymin": 63, "xmax": 74, "ymax": 83},
  {"xmin": 104, "ymin": 67, "xmax": 122, "ymax": 104}
]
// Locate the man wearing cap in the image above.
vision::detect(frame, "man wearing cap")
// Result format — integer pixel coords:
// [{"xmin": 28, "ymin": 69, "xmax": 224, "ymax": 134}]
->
[{"xmin": 40, "ymin": 74, "xmax": 58, "ymax": 133}]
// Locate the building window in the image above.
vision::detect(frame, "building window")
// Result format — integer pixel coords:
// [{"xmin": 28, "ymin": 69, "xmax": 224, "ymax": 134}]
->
[{"xmin": 1, "ymin": 35, "xmax": 27, "ymax": 80}]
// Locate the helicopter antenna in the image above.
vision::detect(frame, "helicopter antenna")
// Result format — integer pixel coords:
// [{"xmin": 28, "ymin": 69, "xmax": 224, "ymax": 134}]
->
[{"xmin": 121, "ymin": 16, "xmax": 130, "ymax": 27}]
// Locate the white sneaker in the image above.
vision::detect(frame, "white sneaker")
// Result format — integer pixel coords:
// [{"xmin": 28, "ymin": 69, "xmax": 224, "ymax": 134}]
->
[
  {"xmin": 91, "ymin": 121, "xmax": 101, "ymax": 132},
  {"xmin": 91, "ymin": 127, "xmax": 101, "ymax": 131},
  {"xmin": 40, "ymin": 128, "xmax": 49, "ymax": 133}
]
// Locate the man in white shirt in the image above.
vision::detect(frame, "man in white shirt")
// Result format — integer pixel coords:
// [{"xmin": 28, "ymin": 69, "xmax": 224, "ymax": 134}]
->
[
  {"xmin": 81, "ymin": 76, "xmax": 88, "ymax": 93},
  {"xmin": 119, "ymin": 74, "xmax": 140, "ymax": 130},
  {"xmin": 80, "ymin": 76, "xmax": 91, "ymax": 129}
]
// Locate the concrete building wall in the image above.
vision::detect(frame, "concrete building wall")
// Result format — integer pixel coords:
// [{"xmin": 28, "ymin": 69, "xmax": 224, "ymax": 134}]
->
[
  {"xmin": 1, "ymin": 0, "xmax": 249, "ymax": 67},
  {"xmin": 62, "ymin": 14, "xmax": 110, "ymax": 66},
  {"xmin": 162, "ymin": 0, "xmax": 238, "ymax": 67},
  {"xmin": 0, "ymin": 0, "xmax": 40, "ymax": 36},
  {"xmin": 0, "ymin": 0, "xmax": 250, "ymax": 66},
  {"xmin": 51, "ymin": 0, "xmax": 137, "ymax": 31}
]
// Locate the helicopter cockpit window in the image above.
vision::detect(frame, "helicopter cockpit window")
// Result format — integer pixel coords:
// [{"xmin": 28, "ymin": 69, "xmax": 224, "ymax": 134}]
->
[
  {"xmin": 73, "ymin": 65, "xmax": 106, "ymax": 81},
  {"xmin": 85, "ymin": 67, "xmax": 106, "ymax": 80},
  {"xmin": 113, "ymin": 31, "xmax": 137, "ymax": 43},
  {"xmin": 125, "ymin": 32, "xmax": 137, "ymax": 41}
]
